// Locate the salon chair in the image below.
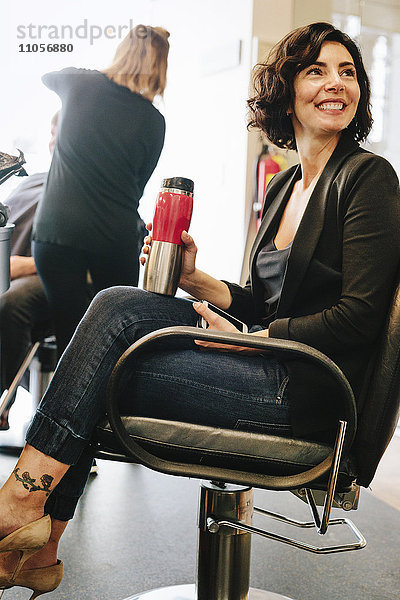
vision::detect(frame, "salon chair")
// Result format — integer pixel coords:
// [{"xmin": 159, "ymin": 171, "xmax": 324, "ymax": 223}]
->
[{"xmin": 94, "ymin": 272, "xmax": 400, "ymax": 600}]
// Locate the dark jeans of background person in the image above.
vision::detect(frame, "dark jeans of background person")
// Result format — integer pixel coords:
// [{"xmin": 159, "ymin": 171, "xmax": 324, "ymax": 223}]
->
[
  {"xmin": 33, "ymin": 240, "xmax": 141, "ymax": 358},
  {"xmin": 25, "ymin": 287, "xmax": 291, "ymax": 521},
  {"xmin": 0, "ymin": 274, "xmax": 51, "ymax": 392}
]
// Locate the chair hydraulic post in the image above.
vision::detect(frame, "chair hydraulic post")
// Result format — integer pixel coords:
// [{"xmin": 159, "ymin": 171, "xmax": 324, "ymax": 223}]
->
[{"xmin": 126, "ymin": 479, "xmax": 293, "ymax": 600}]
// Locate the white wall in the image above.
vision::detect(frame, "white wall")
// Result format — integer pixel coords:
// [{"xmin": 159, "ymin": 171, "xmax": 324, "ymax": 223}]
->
[{"xmin": 139, "ymin": 0, "xmax": 254, "ymax": 282}]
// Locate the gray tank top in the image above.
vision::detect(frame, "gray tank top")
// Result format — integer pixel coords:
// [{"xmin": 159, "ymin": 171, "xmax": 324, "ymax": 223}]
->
[{"xmin": 255, "ymin": 237, "xmax": 292, "ymax": 322}]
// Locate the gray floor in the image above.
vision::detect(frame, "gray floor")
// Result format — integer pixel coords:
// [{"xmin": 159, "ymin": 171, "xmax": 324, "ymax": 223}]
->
[{"xmin": 0, "ymin": 454, "xmax": 400, "ymax": 600}]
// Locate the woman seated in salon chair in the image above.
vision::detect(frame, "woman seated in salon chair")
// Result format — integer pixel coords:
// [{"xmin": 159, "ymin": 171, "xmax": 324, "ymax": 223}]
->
[{"xmin": 0, "ymin": 21, "xmax": 399, "ymax": 599}]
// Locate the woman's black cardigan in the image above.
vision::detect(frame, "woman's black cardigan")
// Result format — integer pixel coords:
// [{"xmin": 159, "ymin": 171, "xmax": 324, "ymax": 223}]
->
[{"xmin": 225, "ymin": 133, "xmax": 400, "ymax": 437}]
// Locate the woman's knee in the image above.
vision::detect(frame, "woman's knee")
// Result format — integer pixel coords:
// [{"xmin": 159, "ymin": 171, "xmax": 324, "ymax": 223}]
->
[
  {"xmin": 83, "ymin": 286, "xmax": 147, "ymax": 325},
  {"xmin": 78, "ymin": 286, "xmax": 195, "ymax": 342},
  {"xmin": 90, "ymin": 286, "xmax": 146, "ymax": 311}
]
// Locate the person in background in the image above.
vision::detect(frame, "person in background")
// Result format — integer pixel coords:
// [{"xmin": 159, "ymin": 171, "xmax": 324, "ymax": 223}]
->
[
  {"xmin": 33, "ymin": 25, "xmax": 170, "ymax": 357},
  {"xmin": 0, "ymin": 22, "xmax": 399, "ymax": 599},
  {"xmin": 0, "ymin": 113, "xmax": 58, "ymax": 430}
]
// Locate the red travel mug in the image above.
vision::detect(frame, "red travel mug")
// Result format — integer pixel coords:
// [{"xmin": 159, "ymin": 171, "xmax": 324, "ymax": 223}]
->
[{"xmin": 143, "ymin": 176, "xmax": 194, "ymax": 295}]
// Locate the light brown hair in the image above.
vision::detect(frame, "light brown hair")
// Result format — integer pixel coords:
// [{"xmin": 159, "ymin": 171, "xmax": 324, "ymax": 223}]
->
[{"xmin": 102, "ymin": 25, "xmax": 170, "ymax": 102}]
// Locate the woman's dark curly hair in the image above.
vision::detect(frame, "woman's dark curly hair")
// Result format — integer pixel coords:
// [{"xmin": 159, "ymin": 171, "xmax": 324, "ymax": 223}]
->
[{"xmin": 248, "ymin": 22, "xmax": 372, "ymax": 150}]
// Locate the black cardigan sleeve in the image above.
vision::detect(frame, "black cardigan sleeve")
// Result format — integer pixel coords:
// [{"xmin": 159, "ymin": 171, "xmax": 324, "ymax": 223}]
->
[
  {"xmin": 221, "ymin": 278, "xmax": 254, "ymax": 323},
  {"xmin": 269, "ymin": 154, "xmax": 400, "ymax": 354}
]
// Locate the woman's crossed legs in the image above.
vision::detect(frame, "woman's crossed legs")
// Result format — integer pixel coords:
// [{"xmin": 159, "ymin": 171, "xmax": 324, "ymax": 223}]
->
[{"xmin": 0, "ymin": 287, "xmax": 290, "ymax": 580}]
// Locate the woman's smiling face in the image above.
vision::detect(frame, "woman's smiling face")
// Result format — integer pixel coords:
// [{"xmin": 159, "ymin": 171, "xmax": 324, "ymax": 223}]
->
[{"xmin": 289, "ymin": 41, "xmax": 361, "ymax": 141}]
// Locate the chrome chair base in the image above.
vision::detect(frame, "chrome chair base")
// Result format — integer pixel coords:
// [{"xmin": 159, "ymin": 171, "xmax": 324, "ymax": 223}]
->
[{"xmin": 127, "ymin": 583, "xmax": 294, "ymax": 599}]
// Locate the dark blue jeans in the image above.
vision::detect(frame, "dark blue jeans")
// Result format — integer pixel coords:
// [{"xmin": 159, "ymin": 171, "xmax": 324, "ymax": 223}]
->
[
  {"xmin": 26, "ymin": 287, "xmax": 291, "ymax": 520},
  {"xmin": 33, "ymin": 240, "xmax": 140, "ymax": 357}
]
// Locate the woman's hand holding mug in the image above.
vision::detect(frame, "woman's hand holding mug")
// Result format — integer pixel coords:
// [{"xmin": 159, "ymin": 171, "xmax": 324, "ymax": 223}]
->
[{"xmin": 141, "ymin": 224, "xmax": 198, "ymax": 288}]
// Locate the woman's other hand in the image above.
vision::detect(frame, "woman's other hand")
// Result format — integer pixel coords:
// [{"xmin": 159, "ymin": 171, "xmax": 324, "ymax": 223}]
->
[{"xmin": 193, "ymin": 301, "xmax": 265, "ymax": 354}]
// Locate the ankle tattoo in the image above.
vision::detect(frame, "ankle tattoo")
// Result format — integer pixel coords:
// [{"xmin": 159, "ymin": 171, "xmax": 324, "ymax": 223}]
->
[{"xmin": 13, "ymin": 467, "xmax": 54, "ymax": 496}]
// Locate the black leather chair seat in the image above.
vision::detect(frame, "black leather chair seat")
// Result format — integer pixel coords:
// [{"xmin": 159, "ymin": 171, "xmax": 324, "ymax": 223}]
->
[{"xmin": 95, "ymin": 416, "xmax": 357, "ymax": 491}]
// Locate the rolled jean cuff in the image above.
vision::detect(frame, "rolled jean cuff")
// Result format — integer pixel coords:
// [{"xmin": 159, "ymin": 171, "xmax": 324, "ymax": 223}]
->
[{"xmin": 25, "ymin": 409, "xmax": 87, "ymax": 466}]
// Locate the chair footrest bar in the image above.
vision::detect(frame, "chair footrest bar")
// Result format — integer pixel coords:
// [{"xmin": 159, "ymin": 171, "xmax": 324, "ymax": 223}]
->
[{"xmin": 208, "ymin": 514, "xmax": 366, "ymax": 554}]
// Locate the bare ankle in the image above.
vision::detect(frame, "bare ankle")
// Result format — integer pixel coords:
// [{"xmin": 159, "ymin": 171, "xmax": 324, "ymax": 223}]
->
[
  {"xmin": 0, "ymin": 466, "xmax": 53, "ymax": 535},
  {"xmin": 0, "ymin": 444, "xmax": 69, "ymax": 539},
  {"xmin": 0, "ymin": 495, "xmax": 43, "ymax": 539}
]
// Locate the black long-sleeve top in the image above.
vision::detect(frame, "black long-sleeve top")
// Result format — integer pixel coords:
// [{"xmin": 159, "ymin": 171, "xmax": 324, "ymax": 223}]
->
[{"xmin": 33, "ymin": 68, "xmax": 165, "ymax": 256}]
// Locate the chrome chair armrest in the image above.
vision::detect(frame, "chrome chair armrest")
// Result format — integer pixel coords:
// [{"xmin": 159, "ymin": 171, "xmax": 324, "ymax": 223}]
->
[{"xmin": 105, "ymin": 326, "xmax": 357, "ymax": 491}]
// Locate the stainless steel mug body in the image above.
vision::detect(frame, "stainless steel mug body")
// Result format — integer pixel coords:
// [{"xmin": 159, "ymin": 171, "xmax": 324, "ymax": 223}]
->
[{"xmin": 143, "ymin": 240, "xmax": 183, "ymax": 296}]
